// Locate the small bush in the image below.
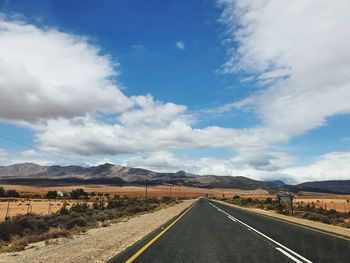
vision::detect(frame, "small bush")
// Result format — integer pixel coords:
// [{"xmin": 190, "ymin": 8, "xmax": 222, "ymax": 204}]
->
[
  {"xmin": 45, "ymin": 191, "xmax": 58, "ymax": 199},
  {"xmin": 70, "ymin": 203, "xmax": 89, "ymax": 213},
  {"xmin": 66, "ymin": 217, "xmax": 87, "ymax": 229}
]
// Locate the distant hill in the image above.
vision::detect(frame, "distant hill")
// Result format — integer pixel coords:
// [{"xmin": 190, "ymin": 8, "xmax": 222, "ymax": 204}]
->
[
  {"xmin": 264, "ymin": 180, "xmax": 286, "ymax": 186},
  {"xmin": 0, "ymin": 163, "xmax": 348, "ymax": 194},
  {"xmin": 297, "ymin": 180, "xmax": 350, "ymax": 194}
]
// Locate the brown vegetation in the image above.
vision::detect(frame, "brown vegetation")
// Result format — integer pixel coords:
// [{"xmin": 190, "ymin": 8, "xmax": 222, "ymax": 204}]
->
[{"xmin": 0, "ymin": 196, "xmax": 177, "ymax": 252}]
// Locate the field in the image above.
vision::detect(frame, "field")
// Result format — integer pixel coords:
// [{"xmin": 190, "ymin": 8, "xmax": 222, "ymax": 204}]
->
[
  {"xmin": 0, "ymin": 199, "xmax": 93, "ymax": 221},
  {"xmin": 0, "ymin": 184, "xmax": 266, "ymax": 221},
  {"xmin": 1, "ymin": 184, "xmax": 267, "ymax": 198},
  {"xmin": 294, "ymin": 195, "xmax": 350, "ymax": 213},
  {"xmin": 1, "ymin": 184, "xmax": 349, "ymax": 221}
]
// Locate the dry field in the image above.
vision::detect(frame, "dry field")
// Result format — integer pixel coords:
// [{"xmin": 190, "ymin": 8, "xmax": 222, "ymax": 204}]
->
[
  {"xmin": 0, "ymin": 199, "xmax": 94, "ymax": 221},
  {"xmin": 1, "ymin": 184, "xmax": 349, "ymax": 221},
  {"xmin": 0, "ymin": 184, "xmax": 267, "ymax": 221},
  {"xmin": 1, "ymin": 184, "xmax": 267, "ymax": 199},
  {"xmin": 294, "ymin": 195, "xmax": 350, "ymax": 213}
]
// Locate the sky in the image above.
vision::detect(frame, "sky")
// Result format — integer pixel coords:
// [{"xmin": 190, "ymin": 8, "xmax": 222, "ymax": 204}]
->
[{"xmin": 0, "ymin": 0, "xmax": 350, "ymax": 184}]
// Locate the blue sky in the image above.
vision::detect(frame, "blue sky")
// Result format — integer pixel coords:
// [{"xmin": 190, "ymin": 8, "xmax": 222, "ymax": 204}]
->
[{"xmin": 0, "ymin": 0, "xmax": 349, "ymax": 183}]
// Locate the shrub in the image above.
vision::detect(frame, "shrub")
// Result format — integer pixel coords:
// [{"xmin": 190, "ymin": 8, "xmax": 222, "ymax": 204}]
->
[
  {"xmin": 66, "ymin": 217, "xmax": 87, "ymax": 229},
  {"xmin": 6, "ymin": 189, "xmax": 20, "ymax": 197},
  {"xmin": 265, "ymin": 197, "xmax": 273, "ymax": 204},
  {"xmin": 58, "ymin": 204, "xmax": 70, "ymax": 215},
  {"xmin": 70, "ymin": 203, "xmax": 89, "ymax": 213},
  {"xmin": 70, "ymin": 189, "xmax": 87, "ymax": 199},
  {"xmin": 264, "ymin": 204, "xmax": 273, "ymax": 210},
  {"xmin": 0, "ymin": 186, "xmax": 5, "ymax": 197},
  {"xmin": 107, "ymin": 199, "xmax": 124, "ymax": 209},
  {"xmin": 0, "ymin": 215, "xmax": 49, "ymax": 242},
  {"xmin": 0, "ymin": 195, "xmax": 175, "ymax": 250},
  {"xmin": 45, "ymin": 191, "xmax": 58, "ymax": 199}
]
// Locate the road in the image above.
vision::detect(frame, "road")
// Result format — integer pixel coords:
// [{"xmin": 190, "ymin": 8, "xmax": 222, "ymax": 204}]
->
[{"xmin": 109, "ymin": 198, "xmax": 350, "ymax": 263}]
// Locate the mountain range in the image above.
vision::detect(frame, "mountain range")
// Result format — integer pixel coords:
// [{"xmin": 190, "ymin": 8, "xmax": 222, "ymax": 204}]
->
[{"xmin": 0, "ymin": 163, "xmax": 349, "ymax": 194}]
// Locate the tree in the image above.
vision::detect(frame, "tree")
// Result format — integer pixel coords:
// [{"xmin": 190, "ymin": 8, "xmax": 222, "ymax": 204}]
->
[
  {"xmin": 70, "ymin": 188, "xmax": 87, "ymax": 199},
  {"xmin": 0, "ymin": 186, "xmax": 5, "ymax": 197},
  {"xmin": 45, "ymin": 190, "xmax": 58, "ymax": 199},
  {"xmin": 6, "ymin": 189, "xmax": 20, "ymax": 197},
  {"xmin": 265, "ymin": 197, "xmax": 273, "ymax": 204}
]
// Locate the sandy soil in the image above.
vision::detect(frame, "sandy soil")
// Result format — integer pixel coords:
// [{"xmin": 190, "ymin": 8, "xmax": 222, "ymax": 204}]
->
[
  {"xmin": 0, "ymin": 199, "xmax": 196, "ymax": 263},
  {"xmin": 215, "ymin": 200, "xmax": 350, "ymax": 239}
]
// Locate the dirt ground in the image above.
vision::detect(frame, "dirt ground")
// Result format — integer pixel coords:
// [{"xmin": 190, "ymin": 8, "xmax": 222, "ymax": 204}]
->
[{"xmin": 0, "ymin": 199, "xmax": 196, "ymax": 263}]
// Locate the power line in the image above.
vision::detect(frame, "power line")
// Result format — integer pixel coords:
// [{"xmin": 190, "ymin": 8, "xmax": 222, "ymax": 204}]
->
[{"xmin": 0, "ymin": 132, "xmax": 86, "ymax": 166}]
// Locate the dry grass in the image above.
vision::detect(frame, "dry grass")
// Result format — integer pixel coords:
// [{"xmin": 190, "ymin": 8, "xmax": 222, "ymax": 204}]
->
[
  {"xmin": 0, "ymin": 228, "xmax": 71, "ymax": 252},
  {"xmin": 294, "ymin": 196, "xmax": 350, "ymax": 213},
  {"xmin": 2, "ymin": 184, "xmax": 267, "ymax": 198},
  {"xmin": 0, "ymin": 184, "xmax": 267, "ymax": 221},
  {"xmin": 1, "ymin": 184, "xmax": 349, "ymax": 220},
  {"xmin": 0, "ymin": 199, "xmax": 94, "ymax": 221}
]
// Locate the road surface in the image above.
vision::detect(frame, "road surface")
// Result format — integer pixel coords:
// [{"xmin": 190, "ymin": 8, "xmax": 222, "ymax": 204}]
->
[{"xmin": 109, "ymin": 198, "xmax": 350, "ymax": 263}]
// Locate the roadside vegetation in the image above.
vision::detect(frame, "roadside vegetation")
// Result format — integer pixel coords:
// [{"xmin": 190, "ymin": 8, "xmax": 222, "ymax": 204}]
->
[
  {"xmin": 0, "ymin": 186, "xmax": 20, "ymax": 197},
  {"xmin": 0, "ymin": 186, "xmax": 180, "ymax": 252},
  {"xmin": 217, "ymin": 195, "xmax": 350, "ymax": 228}
]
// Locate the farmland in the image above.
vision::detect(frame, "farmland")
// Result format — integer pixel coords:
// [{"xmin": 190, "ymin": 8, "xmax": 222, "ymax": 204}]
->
[
  {"xmin": 294, "ymin": 195, "xmax": 350, "ymax": 213},
  {"xmin": 1, "ymin": 184, "xmax": 349, "ymax": 221},
  {"xmin": 0, "ymin": 184, "xmax": 267, "ymax": 221}
]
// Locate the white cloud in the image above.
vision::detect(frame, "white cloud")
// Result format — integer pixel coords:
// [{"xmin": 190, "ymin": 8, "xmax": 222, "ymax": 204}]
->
[
  {"xmin": 282, "ymin": 152, "xmax": 350, "ymax": 183},
  {"xmin": 34, "ymin": 113, "xmax": 288, "ymax": 156},
  {"xmin": 119, "ymin": 95, "xmax": 189, "ymax": 127},
  {"xmin": 176, "ymin": 41, "xmax": 185, "ymax": 50},
  {"xmin": 218, "ymin": 0, "xmax": 350, "ymax": 138},
  {"xmin": 122, "ymin": 150, "xmax": 296, "ymax": 182},
  {"xmin": 123, "ymin": 150, "xmax": 350, "ymax": 184},
  {"xmin": 0, "ymin": 149, "xmax": 56, "ymax": 166},
  {"xmin": 0, "ymin": 15, "xmax": 286, "ymax": 163},
  {"xmin": 0, "ymin": 16, "xmax": 132, "ymax": 122}
]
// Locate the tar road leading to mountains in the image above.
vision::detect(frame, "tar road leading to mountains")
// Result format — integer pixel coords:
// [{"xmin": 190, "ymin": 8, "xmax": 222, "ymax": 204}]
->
[{"xmin": 109, "ymin": 198, "xmax": 350, "ymax": 263}]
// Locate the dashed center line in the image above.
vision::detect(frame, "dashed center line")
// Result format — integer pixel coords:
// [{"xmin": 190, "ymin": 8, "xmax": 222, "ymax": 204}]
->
[{"xmin": 208, "ymin": 202, "xmax": 313, "ymax": 263}]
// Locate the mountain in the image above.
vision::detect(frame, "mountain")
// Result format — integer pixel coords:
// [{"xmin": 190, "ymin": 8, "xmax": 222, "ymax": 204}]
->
[
  {"xmin": 297, "ymin": 180, "xmax": 350, "ymax": 194},
  {"xmin": 0, "ymin": 163, "xmax": 270, "ymax": 190},
  {"xmin": 0, "ymin": 163, "xmax": 348, "ymax": 194},
  {"xmin": 265, "ymin": 180, "xmax": 286, "ymax": 186}
]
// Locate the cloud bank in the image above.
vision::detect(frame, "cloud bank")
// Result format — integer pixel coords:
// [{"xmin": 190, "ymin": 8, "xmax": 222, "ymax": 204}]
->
[{"xmin": 218, "ymin": 0, "xmax": 350, "ymax": 138}]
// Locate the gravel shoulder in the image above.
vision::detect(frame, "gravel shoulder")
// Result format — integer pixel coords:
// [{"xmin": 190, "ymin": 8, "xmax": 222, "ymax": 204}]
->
[
  {"xmin": 215, "ymin": 200, "xmax": 350, "ymax": 239},
  {"xmin": 0, "ymin": 199, "xmax": 196, "ymax": 263}
]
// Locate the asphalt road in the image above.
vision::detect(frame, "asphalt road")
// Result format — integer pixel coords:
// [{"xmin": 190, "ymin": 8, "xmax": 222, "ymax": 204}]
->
[{"xmin": 109, "ymin": 199, "xmax": 350, "ymax": 263}]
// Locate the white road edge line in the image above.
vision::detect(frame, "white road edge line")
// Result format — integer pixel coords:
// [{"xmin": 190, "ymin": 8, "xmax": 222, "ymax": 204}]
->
[
  {"xmin": 228, "ymin": 215, "xmax": 237, "ymax": 222},
  {"xmin": 276, "ymin": 247, "xmax": 304, "ymax": 263},
  {"xmin": 208, "ymin": 202, "xmax": 312, "ymax": 263}
]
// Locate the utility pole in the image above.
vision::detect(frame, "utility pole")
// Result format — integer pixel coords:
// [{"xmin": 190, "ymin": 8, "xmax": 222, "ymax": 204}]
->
[
  {"xmin": 145, "ymin": 179, "xmax": 148, "ymax": 200},
  {"xmin": 5, "ymin": 201, "xmax": 10, "ymax": 220},
  {"xmin": 27, "ymin": 201, "xmax": 31, "ymax": 214}
]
